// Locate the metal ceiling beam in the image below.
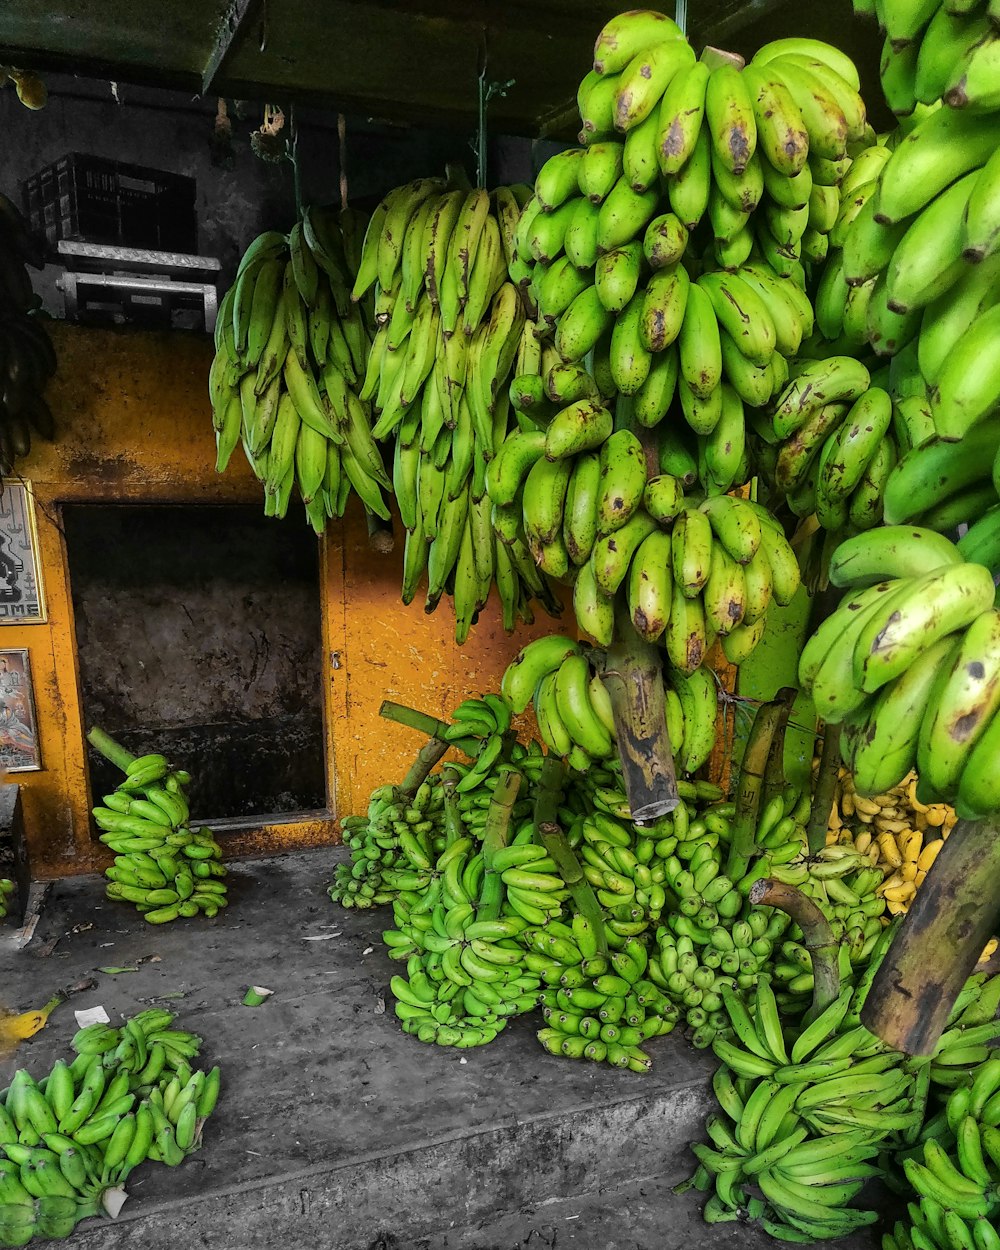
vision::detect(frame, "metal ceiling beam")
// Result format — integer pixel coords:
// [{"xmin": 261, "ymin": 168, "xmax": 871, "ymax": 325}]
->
[{"xmin": 202, "ymin": 0, "xmax": 264, "ymax": 96}]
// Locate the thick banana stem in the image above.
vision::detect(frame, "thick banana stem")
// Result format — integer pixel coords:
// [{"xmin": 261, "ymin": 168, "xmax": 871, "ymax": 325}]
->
[
  {"xmin": 86, "ymin": 726, "xmax": 136, "ymax": 773},
  {"xmin": 807, "ymin": 722, "xmax": 841, "ymax": 855},
  {"xmin": 749, "ymin": 877, "xmax": 840, "ymax": 1016},
  {"xmin": 479, "ymin": 766, "xmax": 522, "ymax": 921},
  {"xmin": 726, "ymin": 698, "xmax": 785, "ymax": 881},
  {"xmin": 600, "ymin": 602, "xmax": 679, "ymax": 822},
  {"xmin": 441, "ymin": 767, "xmax": 465, "ymax": 848},
  {"xmin": 861, "ymin": 817, "xmax": 1000, "ymax": 1056},
  {"xmin": 762, "ymin": 688, "xmax": 798, "ymax": 810}
]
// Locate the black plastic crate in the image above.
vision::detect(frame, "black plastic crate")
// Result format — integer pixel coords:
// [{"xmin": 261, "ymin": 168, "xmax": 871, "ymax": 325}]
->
[{"xmin": 23, "ymin": 153, "xmax": 197, "ymax": 254}]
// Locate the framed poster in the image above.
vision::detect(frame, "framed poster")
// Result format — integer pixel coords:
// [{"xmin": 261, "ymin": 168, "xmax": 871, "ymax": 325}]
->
[
  {"xmin": 0, "ymin": 482, "xmax": 46, "ymax": 624},
  {"xmin": 0, "ymin": 649, "xmax": 41, "ymax": 772}
]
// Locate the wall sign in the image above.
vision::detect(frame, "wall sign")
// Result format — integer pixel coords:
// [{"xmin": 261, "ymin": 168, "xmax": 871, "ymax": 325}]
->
[
  {"xmin": 0, "ymin": 483, "xmax": 46, "ymax": 624},
  {"xmin": 0, "ymin": 649, "xmax": 40, "ymax": 772}
]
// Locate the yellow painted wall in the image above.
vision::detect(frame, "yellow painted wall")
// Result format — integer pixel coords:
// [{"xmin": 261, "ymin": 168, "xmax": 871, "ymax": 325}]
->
[{"xmin": 15, "ymin": 324, "xmax": 562, "ymax": 879}]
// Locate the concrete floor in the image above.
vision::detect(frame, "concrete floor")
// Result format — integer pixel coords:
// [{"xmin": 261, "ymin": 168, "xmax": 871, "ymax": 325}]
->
[{"xmin": 1, "ymin": 849, "xmax": 880, "ymax": 1249}]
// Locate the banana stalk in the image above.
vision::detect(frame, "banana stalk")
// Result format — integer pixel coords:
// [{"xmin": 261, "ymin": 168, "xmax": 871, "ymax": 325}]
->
[
  {"xmin": 478, "ymin": 766, "xmax": 523, "ymax": 920},
  {"xmin": 726, "ymin": 697, "xmax": 785, "ymax": 881},
  {"xmin": 762, "ymin": 686, "xmax": 798, "ymax": 810},
  {"xmin": 87, "ymin": 726, "xmax": 137, "ymax": 773},
  {"xmin": 600, "ymin": 602, "xmax": 680, "ymax": 822},
  {"xmin": 807, "ymin": 723, "xmax": 841, "ymax": 856},
  {"xmin": 861, "ymin": 816, "xmax": 1000, "ymax": 1056},
  {"xmin": 748, "ymin": 877, "xmax": 840, "ymax": 1018},
  {"xmin": 376, "ymin": 702, "xmax": 453, "ymax": 793},
  {"xmin": 441, "ymin": 767, "xmax": 465, "ymax": 848}
]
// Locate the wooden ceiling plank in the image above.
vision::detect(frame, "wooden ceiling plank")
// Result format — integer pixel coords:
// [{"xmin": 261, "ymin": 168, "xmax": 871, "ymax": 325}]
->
[{"xmin": 202, "ymin": 0, "xmax": 265, "ymax": 96}]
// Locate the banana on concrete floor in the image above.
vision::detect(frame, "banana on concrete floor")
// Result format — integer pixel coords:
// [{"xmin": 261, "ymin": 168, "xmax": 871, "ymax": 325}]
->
[{"xmin": 93, "ymin": 747, "xmax": 228, "ymax": 922}]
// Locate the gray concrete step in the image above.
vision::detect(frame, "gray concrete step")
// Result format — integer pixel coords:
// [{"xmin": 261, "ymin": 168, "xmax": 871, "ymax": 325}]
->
[{"xmin": 1, "ymin": 849, "xmax": 877, "ymax": 1249}]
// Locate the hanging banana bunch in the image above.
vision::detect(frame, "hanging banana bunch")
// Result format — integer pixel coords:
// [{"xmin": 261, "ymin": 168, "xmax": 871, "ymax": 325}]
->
[
  {"xmin": 209, "ymin": 204, "xmax": 390, "ymax": 534},
  {"xmin": 349, "ymin": 172, "xmax": 564, "ymax": 643},
  {"xmin": 0, "ymin": 190, "xmax": 56, "ymax": 480}
]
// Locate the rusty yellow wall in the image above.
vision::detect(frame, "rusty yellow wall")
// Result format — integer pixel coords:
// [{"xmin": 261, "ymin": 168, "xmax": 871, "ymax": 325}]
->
[{"xmin": 16, "ymin": 323, "xmax": 561, "ymax": 878}]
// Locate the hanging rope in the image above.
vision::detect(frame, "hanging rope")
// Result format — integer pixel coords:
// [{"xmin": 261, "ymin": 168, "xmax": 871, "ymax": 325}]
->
[
  {"xmin": 474, "ymin": 30, "xmax": 514, "ymax": 189},
  {"xmin": 675, "ymin": 0, "xmax": 688, "ymax": 36},
  {"xmin": 337, "ymin": 113, "xmax": 349, "ymax": 210}
]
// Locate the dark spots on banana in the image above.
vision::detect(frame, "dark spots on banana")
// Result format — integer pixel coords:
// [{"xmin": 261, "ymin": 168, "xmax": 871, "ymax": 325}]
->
[
  {"xmin": 641, "ymin": 66, "xmax": 652, "ymax": 79},
  {"xmin": 952, "ymin": 712, "xmax": 981, "ymax": 742},
  {"xmin": 612, "ymin": 496, "xmax": 624, "ymax": 511},
  {"xmin": 967, "ymin": 661, "xmax": 986, "ymax": 680},
  {"xmin": 607, "ymin": 539, "xmax": 619, "ymax": 552},
  {"xmin": 634, "ymin": 608, "xmax": 649, "ymax": 633}
]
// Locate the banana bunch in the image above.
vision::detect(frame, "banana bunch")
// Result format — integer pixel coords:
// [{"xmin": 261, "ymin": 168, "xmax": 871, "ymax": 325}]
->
[
  {"xmin": 627, "ymin": 495, "xmax": 801, "ymax": 667},
  {"xmin": 876, "ymin": 415, "xmax": 1000, "ymax": 534},
  {"xmin": 759, "ymin": 358, "xmax": 900, "ymax": 533},
  {"xmin": 91, "ymin": 751, "xmax": 228, "ymax": 922},
  {"xmin": 536, "ymin": 930, "xmax": 675, "ymax": 1071},
  {"xmin": 349, "ymin": 176, "xmax": 564, "ymax": 642},
  {"xmin": 860, "ymin": 0, "xmax": 1000, "ymax": 119},
  {"xmin": 653, "ymin": 911, "xmax": 792, "ymax": 1047},
  {"xmin": 0, "ymin": 1010, "xmax": 220, "ymax": 1243},
  {"xmin": 210, "ymin": 208, "xmax": 389, "ymax": 533},
  {"xmin": 0, "ymin": 879, "xmax": 13, "ymax": 922},
  {"xmin": 826, "ymin": 768, "xmax": 958, "ymax": 918},
  {"xmin": 513, "ymin": 637, "xmax": 718, "ymax": 774},
  {"xmin": 569, "ymin": 12, "xmax": 868, "ymax": 272},
  {"xmin": 0, "ymin": 190, "xmax": 56, "ymax": 481},
  {"xmin": 888, "ymin": 1052, "xmax": 1000, "ymax": 1245},
  {"xmin": 384, "ymin": 837, "xmax": 543, "ymax": 1050},
  {"xmin": 329, "ymin": 778, "xmax": 447, "ymax": 910},
  {"xmin": 685, "ymin": 975, "xmax": 910, "ymax": 1240},
  {"xmin": 799, "ymin": 528, "xmax": 1000, "ymax": 812}
]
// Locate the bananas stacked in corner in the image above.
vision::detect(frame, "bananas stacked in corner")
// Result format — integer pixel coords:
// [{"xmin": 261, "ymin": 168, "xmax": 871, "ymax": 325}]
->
[
  {"xmin": 684, "ymin": 975, "xmax": 916, "ymax": 1240},
  {"xmin": 0, "ymin": 879, "xmax": 13, "ymax": 922},
  {"xmin": 210, "ymin": 206, "xmax": 388, "ymax": 533},
  {"xmin": 0, "ymin": 1010, "xmax": 220, "ymax": 1243},
  {"xmin": 0, "ymin": 191, "xmax": 56, "ymax": 478},
  {"xmin": 500, "ymin": 634, "xmax": 718, "ymax": 774},
  {"xmin": 826, "ymin": 767, "xmax": 958, "ymax": 918},
  {"xmin": 349, "ymin": 176, "xmax": 563, "ymax": 642},
  {"xmin": 92, "ymin": 752, "xmax": 227, "ymax": 922},
  {"xmin": 798, "ymin": 528, "xmax": 1000, "ymax": 816}
]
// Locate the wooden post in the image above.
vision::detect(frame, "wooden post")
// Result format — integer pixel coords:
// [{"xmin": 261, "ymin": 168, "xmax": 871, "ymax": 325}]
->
[
  {"xmin": 861, "ymin": 817, "xmax": 1000, "ymax": 1055},
  {"xmin": 600, "ymin": 602, "xmax": 679, "ymax": 823}
]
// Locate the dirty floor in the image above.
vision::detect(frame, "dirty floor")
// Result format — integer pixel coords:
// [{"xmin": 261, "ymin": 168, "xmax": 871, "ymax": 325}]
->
[{"xmin": 1, "ymin": 849, "xmax": 879, "ymax": 1249}]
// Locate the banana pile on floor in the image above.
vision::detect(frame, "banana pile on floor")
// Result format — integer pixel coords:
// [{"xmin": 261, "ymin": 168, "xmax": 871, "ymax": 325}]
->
[
  {"xmin": 0, "ymin": 190, "xmax": 55, "ymax": 480},
  {"xmin": 349, "ymin": 174, "xmax": 565, "ymax": 641},
  {"xmin": 209, "ymin": 207, "xmax": 389, "ymax": 533},
  {"xmin": 500, "ymin": 634, "xmax": 718, "ymax": 773},
  {"xmin": 0, "ymin": 1010, "xmax": 220, "ymax": 1244},
  {"xmin": 797, "ymin": 527, "xmax": 1000, "ymax": 816},
  {"xmin": 91, "ymin": 749, "xmax": 227, "ymax": 922},
  {"xmin": 683, "ymin": 934, "xmax": 1000, "ymax": 1242},
  {"xmin": 0, "ymin": 879, "xmax": 13, "ymax": 922}
]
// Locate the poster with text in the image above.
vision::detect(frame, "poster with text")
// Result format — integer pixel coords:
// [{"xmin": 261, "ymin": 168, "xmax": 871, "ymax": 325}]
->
[{"xmin": 0, "ymin": 483, "xmax": 45, "ymax": 624}]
